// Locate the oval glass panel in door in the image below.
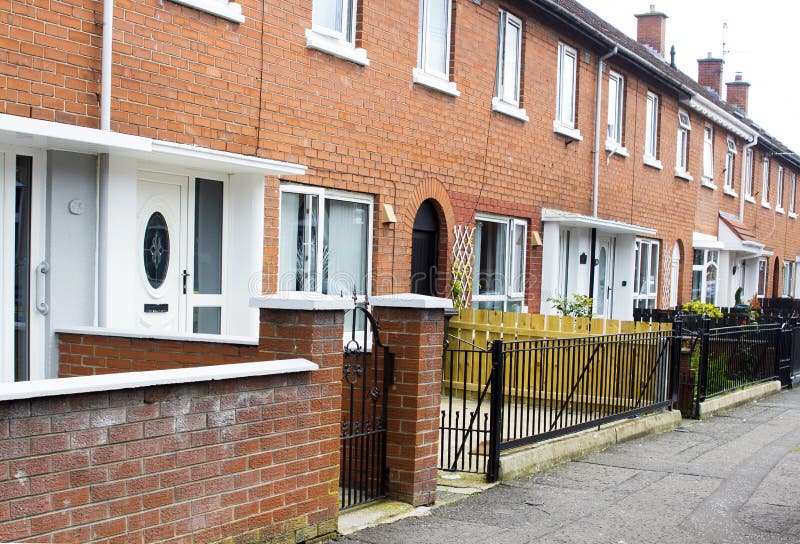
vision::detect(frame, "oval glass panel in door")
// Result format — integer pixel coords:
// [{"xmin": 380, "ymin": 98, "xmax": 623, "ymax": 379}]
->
[{"xmin": 143, "ymin": 211, "xmax": 170, "ymax": 289}]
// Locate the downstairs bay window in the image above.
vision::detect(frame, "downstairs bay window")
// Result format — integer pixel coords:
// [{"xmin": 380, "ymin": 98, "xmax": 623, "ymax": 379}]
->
[
  {"xmin": 691, "ymin": 249, "xmax": 718, "ymax": 304},
  {"xmin": 473, "ymin": 215, "xmax": 527, "ymax": 311},
  {"xmin": 633, "ymin": 238, "xmax": 660, "ymax": 309}
]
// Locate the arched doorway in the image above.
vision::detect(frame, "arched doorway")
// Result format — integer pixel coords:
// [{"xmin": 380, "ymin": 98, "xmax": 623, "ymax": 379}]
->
[{"xmin": 410, "ymin": 200, "xmax": 440, "ymax": 296}]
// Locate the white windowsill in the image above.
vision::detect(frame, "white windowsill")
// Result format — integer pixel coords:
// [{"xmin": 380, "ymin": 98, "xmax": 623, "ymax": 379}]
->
[
  {"xmin": 723, "ymin": 186, "xmax": 738, "ymax": 198},
  {"xmin": 643, "ymin": 155, "xmax": 663, "ymax": 170},
  {"xmin": 491, "ymin": 97, "xmax": 529, "ymax": 122},
  {"xmin": 0, "ymin": 359, "xmax": 317, "ymax": 402},
  {"xmin": 605, "ymin": 139, "xmax": 629, "ymax": 157},
  {"xmin": 674, "ymin": 169, "xmax": 693, "ymax": 182},
  {"xmin": 552, "ymin": 121, "xmax": 583, "ymax": 141},
  {"xmin": 745, "ymin": 195, "xmax": 756, "ymax": 204},
  {"xmin": 168, "ymin": 0, "xmax": 244, "ymax": 23},
  {"xmin": 790, "ymin": 212, "xmax": 798, "ymax": 219},
  {"xmin": 776, "ymin": 207, "xmax": 785, "ymax": 215},
  {"xmin": 56, "ymin": 326, "xmax": 259, "ymax": 346},
  {"xmin": 305, "ymin": 28, "xmax": 370, "ymax": 66},
  {"xmin": 701, "ymin": 177, "xmax": 717, "ymax": 190},
  {"xmin": 412, "ymin": 68, "xmax": 460, "ymax": 97},
  {"xmin": 762, "ymin": 201, "xmax": 772, "ymax": 209}
]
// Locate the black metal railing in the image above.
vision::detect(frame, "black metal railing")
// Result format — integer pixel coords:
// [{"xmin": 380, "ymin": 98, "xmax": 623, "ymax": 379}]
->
[{"xmin": 497, "ymin": 330, "xmax": 673, "ymax": 451}]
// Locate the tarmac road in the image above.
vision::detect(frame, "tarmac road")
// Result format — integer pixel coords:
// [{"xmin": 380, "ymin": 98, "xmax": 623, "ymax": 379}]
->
[{"xmin": 337, "ymin": 387, "xmax": 800, "ymax": 544}]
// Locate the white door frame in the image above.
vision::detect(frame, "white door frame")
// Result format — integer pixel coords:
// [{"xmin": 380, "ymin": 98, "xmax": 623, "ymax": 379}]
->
[{"xmin": 0, "ymin": 147, "xmax": 47, "ymax": 382}]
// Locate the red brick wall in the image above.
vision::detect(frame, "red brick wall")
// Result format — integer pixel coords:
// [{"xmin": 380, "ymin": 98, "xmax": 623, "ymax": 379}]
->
[
  {"xmin": 3, "ymin": 0, "xmax": 800, "ymax": 308},
  {"xmin": 0, "ymin": 372, "xmax": 339, "ymax": 543}
]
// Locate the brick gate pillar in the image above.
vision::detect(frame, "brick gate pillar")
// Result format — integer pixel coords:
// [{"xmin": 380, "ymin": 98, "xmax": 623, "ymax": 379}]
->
[
  {"xmin": 250, "ymin": 293, "xmax": 353, "ymax": 541},
  {"xmin": 371, "ymin": 294, "xmax": 453, "ymax": 507}
]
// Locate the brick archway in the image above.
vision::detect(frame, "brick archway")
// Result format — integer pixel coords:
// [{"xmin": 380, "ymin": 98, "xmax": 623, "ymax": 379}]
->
[{"xmin": 401, "ymin": 178, "xmax": 456, "ymax": 295}]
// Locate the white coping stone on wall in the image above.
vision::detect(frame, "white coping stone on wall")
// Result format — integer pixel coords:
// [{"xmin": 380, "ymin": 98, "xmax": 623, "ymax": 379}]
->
[
  {"xmin": 249, "ymin": 291, "xmax": 354, "ymax": 311},
  {"xmin": 55, "ymin": 326, "xmax": 259, "ymax": 346},
  {"xmin": 370, "ymin": 293, "xmax": 454, "ymax": 309},
  {"xmin": 0, "ymin": 359, "xmax": 318, "ymax": 402}
]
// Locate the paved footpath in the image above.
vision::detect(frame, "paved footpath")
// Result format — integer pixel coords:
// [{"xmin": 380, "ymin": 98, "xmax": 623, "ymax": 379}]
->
[{"xmin": 337, "ymin": 388, "xmax": 800, "ymax": 544}]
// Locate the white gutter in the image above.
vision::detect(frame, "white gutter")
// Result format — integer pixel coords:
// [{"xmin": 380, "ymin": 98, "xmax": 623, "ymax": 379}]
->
[
  {"xmin": 100, "ymin": 0, "xmax": 113, "ymax": 130},
  {"xmin": 593, "ymin": 46, "xmax": 618, "ymax": 218},
  {"xmin": 739, "ymin": 135, "xmax": 758, "ymax": 221},
  {"xmin": 681, "ymin": 93, "xmax": 754, "ymax": 140}
]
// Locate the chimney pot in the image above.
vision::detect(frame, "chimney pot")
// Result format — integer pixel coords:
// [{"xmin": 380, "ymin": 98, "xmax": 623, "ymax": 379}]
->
[{"xmin": 635, "ymin": 6, "xmax": 668, "ymax": 57}]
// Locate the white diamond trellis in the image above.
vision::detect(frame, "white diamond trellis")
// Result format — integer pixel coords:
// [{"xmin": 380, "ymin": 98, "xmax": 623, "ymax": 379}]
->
[{"xmin": 451, "ymin": 225, "xmax": 475, "ymax": 310}]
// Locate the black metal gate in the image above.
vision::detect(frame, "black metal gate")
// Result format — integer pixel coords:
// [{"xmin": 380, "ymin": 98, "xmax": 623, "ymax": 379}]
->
[{"xmin": 339, "ymin": 306, "xmax": 394, "ymax": 510}]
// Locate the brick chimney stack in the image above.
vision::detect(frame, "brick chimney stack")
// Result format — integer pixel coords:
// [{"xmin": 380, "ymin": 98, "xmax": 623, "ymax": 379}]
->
[
  {"xmin": 726, "ymin": 72, "xmax": 750, "ymax": 114},
  {"xmin": 697, "ymin": 53, "xmax": 724, "ymax": 96},
  {"xmin": 635, "ymin": 4, "xmax": 668, "ymax": 58}
]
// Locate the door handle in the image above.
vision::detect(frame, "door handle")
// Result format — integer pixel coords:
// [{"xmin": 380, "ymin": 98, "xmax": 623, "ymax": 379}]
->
[
  {"xmin": 36, "ymin": 261, "xmax": 49, "ymax": 315},
  {"xmin": 181, "ymin": 270, "xmax": 190, "ymax": 295}
]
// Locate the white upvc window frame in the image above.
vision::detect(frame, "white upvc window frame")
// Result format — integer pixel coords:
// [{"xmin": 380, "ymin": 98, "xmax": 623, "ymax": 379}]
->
[
  {"xmin": 762, "ymin": 157, "xmax": 771, "ymax": 208},
  {"xmin": 757, "ymin": 257, "xmax": 768, "ymax": 298},
  {"xmin": 783, "ymin": 260, "xmax": 795, "ymax": 298},
  {"xmin": 554, "ymin": 42, "xmax": 578, "ymax": 133},
  {"xmin": 744, "ymin": 148, "xmax": 755, "ymax": 202},
  {"xmin": 675, "ymin": 109, "xmax": 691, "ymax": 177},
  {"xmin": 633, "ymin": 238, "xmax": 660, "ymax": 310},
  {"xmin": 414, "ymin": 0, "xmax": 458, "ymax": 96},
  {"xmin": 643, "ymin": 91, "xmax": 661, "ymax": 168},
  {"xmin": 278, "ymin": 184, "xmax": 373, "ymax": 298},
  {"xmin": 723, "ymin": 137, "xmax": 737, "ymax": 195},
  {"xmin": 168, "ymin": 0, "xmax": 244, "ymax": 23},
  {"xmin": 492, "ymin": 10, "xmax": 528, "ymax": 121},
  {"xmin": 472, "ymin": 213, "xmax": 527, "ymax": 312},
  {"xmin": 776, "ymin": 166, "xmax": 785, "ymax": 213},
  {"xmin": 691, "ymin": 249, "xmax": 719, "ymax": 305},
  {"xmin": 606, "ymin": 70, "xmax": 624, "ymax": 147},
  {"xmin": 702, "ymin": 125, "xmax": 714, "ymax": 186},
  {"xmin": 790, "ymin": 173, "xmax": 797, "ymax": 218},
  {"xmin": 306, "ymin": 0, "xmax": 369, "ymax": 66}
]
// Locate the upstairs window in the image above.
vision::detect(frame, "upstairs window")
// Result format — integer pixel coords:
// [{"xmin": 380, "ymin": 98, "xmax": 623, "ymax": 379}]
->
[
  {"xmin": 724, "ymin": 138, "xmax": 736, "ymax": 192},
  {"xmin": 762, "ymin": 158, "xmax": 771, "ymax": 207},
  {"xmin": 307, "ymin": 0, "xmax": 368, "ymax": 65},
  {"xmin": 644, "ymin": 92, "xmax": 660, "ymax": 164},
  {"xmin": 607, "ymin": 71, "xmax": 624, "ymax": 146},
  {"xmin": 414, "ymin": 0, "xmax": 458, "ymax": 95},
  {"xmin": 492, "ymin": 10, "xmax": 527, "ymax": 121},
  {"xmin": 496, "ymin": 10, "xmax": 523, "ymax": 107},
  {"xmin": 791, "ymin": 173, "xmax": 797, "ymax": 215},
  {"xmin": 676, "ymin": 110, "xmax": 691, "ymax": 174},
  {"xmin": 702, "ymin": 126, "xmax": 714, "ymax": 181},
  {"xmin": 777, "ymin": 166, "xmax": 785, "ymax": 212},
  {"xmin": 555, "ymin": 43, "xmax": 578, "ymax": 129},
  {"xmin": 745, "ymin": 148, "xmax": 754, "ymax": 198}
]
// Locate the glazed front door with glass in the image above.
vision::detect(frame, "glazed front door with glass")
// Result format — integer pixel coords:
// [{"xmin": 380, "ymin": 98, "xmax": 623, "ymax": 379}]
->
[
  {"xmin": 1, "ymin": 151, "xmax": 45, "ymax": 382},
  {"xmin": 594, "ymin": 237, "xmax": 615, "ymax": 318},
  {"xmin": 137, "ymin": 172, "xmax": 225, "ymax": 335}
]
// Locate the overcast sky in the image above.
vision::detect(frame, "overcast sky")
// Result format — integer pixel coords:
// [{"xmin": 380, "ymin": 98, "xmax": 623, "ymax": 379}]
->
[{"xmin": 576, "ymin": 1, "xmax": 800, "ymax": 153}]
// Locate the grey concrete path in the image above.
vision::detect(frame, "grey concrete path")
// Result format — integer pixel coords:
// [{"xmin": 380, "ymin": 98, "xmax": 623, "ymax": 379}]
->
[{"xmin": 336, "ymin": 388, "xmax": 800, "ymax": 544}]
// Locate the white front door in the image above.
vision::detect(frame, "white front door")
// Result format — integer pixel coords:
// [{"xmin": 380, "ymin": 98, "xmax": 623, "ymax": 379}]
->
[
  {"xmin": 137, "ymin": 172, "xmax": 188, "ymax": 333},
  {"xmin": 594, "ymin": 236, "xmax": 615, "ymax": 318},
  {"xmin": 136, "ymin": 171, "xmax": 226, "ymax": 335},
  {"xmin": 0, "ymin": 150, "xmax": 47, "ymax": 382}
]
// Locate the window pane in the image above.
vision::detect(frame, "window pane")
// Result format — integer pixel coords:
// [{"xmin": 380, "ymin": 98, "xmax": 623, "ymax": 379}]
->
[
  {"xmin": 501, "ymin": 19, "xmax": 520, "ymax": 104},
  {"xmin": 279, "ymin": 193, "xmax": 318, "ymax": 291},
  {"xmin": 193, "ymin": 307, "xmax": 221, "ymax": 335},
  {"xmin": 559, "ymin": 48, "xmax": 575, "ymax": 125},
  {"xmin": 607, "ymin": 76, "xmax": 618, "ymax": 140},
  {"xmin": 15, "ymin": 155, "xmax": 33, "ymax": 382},
  {"xmin": 194, "ymin": 179, "xmax": 223, "ymax": 295},
  {"xmin": 693, "ymin": 249, "xmax": 704, "ymax": 266},
  {"xmin": 511, "ymin": 223, "xmax": 525, "ymax": 294},
  {"xmin": 323, "ymin": 199, "xmax": 368, "ymax": 297},
  {"xmin": 424, "ymin": 0, "xmax": 449, "ymax": 75},
  {"xmin": 692, "ymin": 270, "xmax": 703, "ymax": 301},
  {"xmin": 313, "ymin": 0, "xmax": 343, "ymax": 34},
  {"xmin": 705, "ymin": 264, "xmax": 717, "ymax": 304},
  {"xmin": 475, "ymin": 220, "xmax": 507, "ymax": 296},
  {"xmin": 638, "ymin": 244, "xmax": 647, "ymax": 295},
  {"xmin": 649, "ymin": 243, "xmax": 659, "ymax": 295}
]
